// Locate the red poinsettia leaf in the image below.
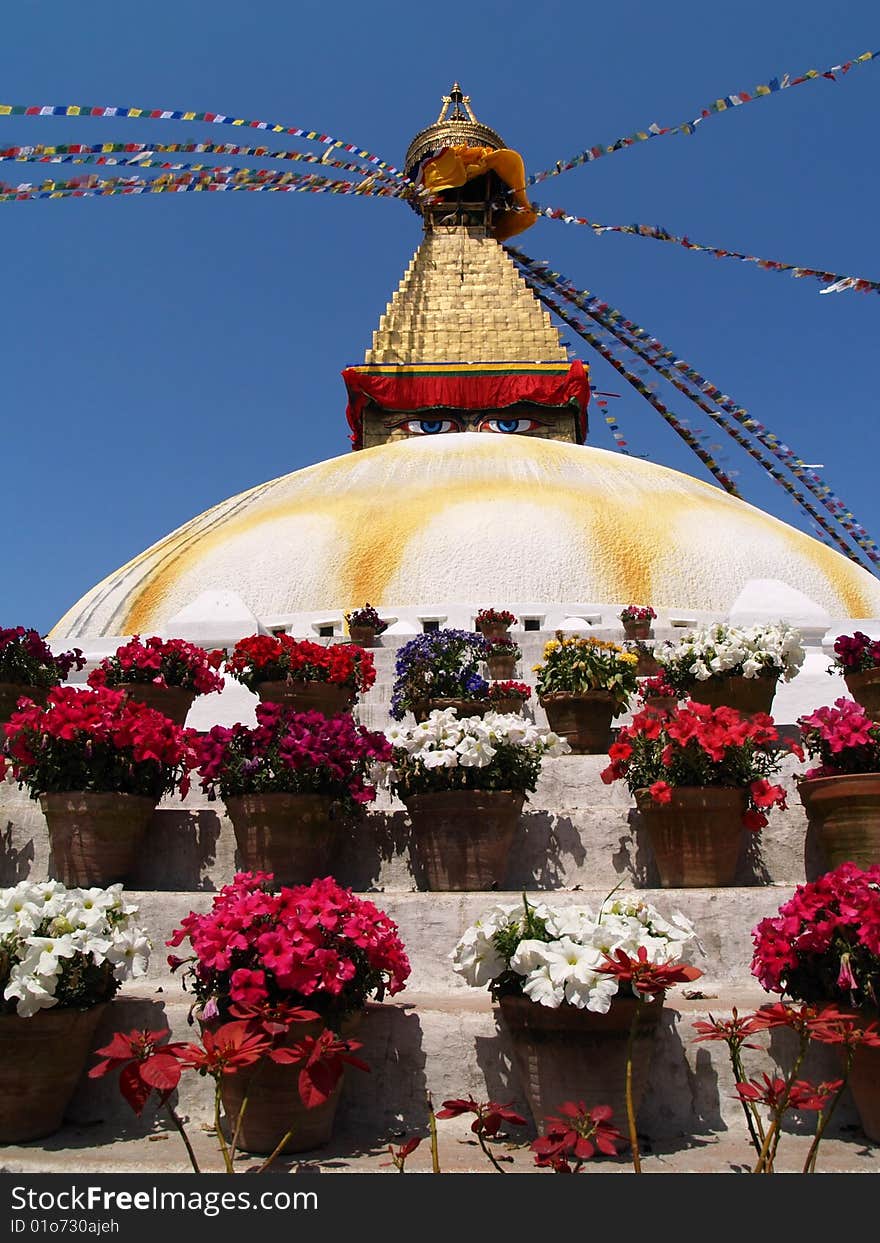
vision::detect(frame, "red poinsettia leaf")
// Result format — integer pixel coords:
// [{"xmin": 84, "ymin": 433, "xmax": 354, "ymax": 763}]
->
[
  {"xmin": 398, "ymin": 1137, "xmax": 422, "ymax": 1158},
  {"xmin": 574, "ymin": 1136, "xmax": 596, "ymax": 1160},
  {"xmin": 88, "ymin": 1058, "xmax": 114, "ymax": 1081},
  {"xmin": 298, "ymin": 1057, "xmax": 341, "ymax": 1110},
  {"xmin": 140, "ymin": 1052, "xmax": 183, "ymax": 1092},
  {"xmin": 341, "ymin": 1050, "xmax": 370, "ymax": 1073},
  {"xmin": 118, "ymin": 1063, "xmax": 152, "ymax": 1116},
  {"xmin": 266, "ymin": 1047, "xmax": 300, "ymax": 1065},
  {"xmin": 595, "ymin": 1131, "xmax": 620, "ymax": 1156},
  {"xmin": 590, "ymin": 1104, "xmax": 614, "ymax": 1123}
]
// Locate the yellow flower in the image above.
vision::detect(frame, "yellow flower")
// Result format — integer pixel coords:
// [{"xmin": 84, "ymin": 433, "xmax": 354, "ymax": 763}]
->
[{"xmin": 619, "ymin": 652, "xmax": 639, "ymax": 665}]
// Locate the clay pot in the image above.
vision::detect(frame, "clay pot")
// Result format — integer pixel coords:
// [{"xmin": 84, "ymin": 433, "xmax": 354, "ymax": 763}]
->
[
  {"xmin": 641, "ymin": 696, "xmax": 679, "ymax": 715},
  {"xmin": 688, "ymin": 673, "xmax": 778, "ymax": 718},
  {"xmin": 798, "ymin": 773, "xmax": 880, "ymax": 870},
  {"xmin": 225, "ymin": 792, "xmax": 338, "ymax": 886},
  {"xmin": 849, "ymin": 1022, "xmax": 880, "ymax": 1142},
  {"xmin": 215, "ymin": 1014, "xmax": 351, "ymax": 1154},
  {"xmin": 623, "ymin": 621, "xmax": 652, "ymax": 641},
  {"xmin": 489, "ymin": 697, "xmax": 526, "ymax": 715},
  {"xmin": 0, "ymin": 682, "xmax": 49, "ymax": 724},
  {"xmin": 477, "ymin": 621, "xmax": 511, "ymax": 641},
  {"xmin": 636, "ymin": 786, "xmax": 747, "ymax": 886},
  {"xmin": 487, "ymin": 654, "xmax": 517, "ymax": 680},
  {"xmin": 347, "ymin": 625, "xmax": 379, "ymax": 647},
  {"xmin": 844, "ymin": 668, "xmax": 880, "ymax": 723},
  {"xmin": 498, "ymin": 993, "xmax": 663, "ymax": 1134},
  {"xmin": 412, "ymin": 698, "xmax": 490, "ymax": 723},
  {"xmin": 0, "ymin": 1003, "xmax": 107, "ymax": 1142},
  {"xmin": 634, "ymin": 651, "xmax": 661, "ymax": 678},
  {"xmin": 255, "ymin": 680, "xmax": 355, "ymax": 716},
  {"xmin": 539, "ymin": 691, "xmax": 616, "ymax": 754},
  {"xmin": 404, "ymin": 788, "xmax": 524, "ymax": 890},
  {"xmin": 40, "ymin": 791, "xmax": 156, "ymax": 887},
  {"xmin": 115, "ymin": 682, "xmax": 196, "ymax": 726}
]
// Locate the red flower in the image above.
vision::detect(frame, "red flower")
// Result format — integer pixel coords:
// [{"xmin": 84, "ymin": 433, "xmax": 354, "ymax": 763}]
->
[
  {"xmin": 89, "ymin": 1028, "xmax": 186, "ymax": 1115},
  {"xmin": 178, "ymin": 1021, "xmax": 271, "ymax": 1076},
  {"xmin": 267, "ymin": 1030, "xmax": 369, "ymax": 1109},
  {"xmin": 598, "ymin": 947, "xmax": 702, "ymax": 997},
  {"xmin": 436, "ymin": 1095, "xmax": 527, "ymax": 1137},
  {"xmin": 648, "ymin": 779, "xmax": 672, "ymax": 804},
  {"xmin": 531, "ymin": 1101, "xmax": 623, "ymax": 1170},
  {"xmin": 691, "ymin": 1008, "xmax": 764, "ymax": 1051}
]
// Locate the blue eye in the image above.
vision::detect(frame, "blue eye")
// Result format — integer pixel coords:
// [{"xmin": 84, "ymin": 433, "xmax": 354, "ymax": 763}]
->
[
  {"xmin": 401, "ymin": 418, "xmax": 458, "ymax": 435},
  {"xmin": 480, "ymin": 417, "xmax": 542, "ymax": 434}
]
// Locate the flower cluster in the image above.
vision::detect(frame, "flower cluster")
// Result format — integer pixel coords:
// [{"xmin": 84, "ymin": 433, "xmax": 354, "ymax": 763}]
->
[
  {"xmin": 195, "ymin": 704, "xmax": 393, "ymax": 813},
  {"xmin": 829, "ymin": 631, "xmax": 880, "ymax": 675},
  {"xmin": 0, "ymin": 880, "xmax": 150, "ymax": 1017},
  {"xmin": 344, "ymin": 604, "xmax": 388, "ymax": 634},
  {"xmin": 655, "ymin": 622, "xmax": 804, "ymax": 695},
  {"xmin": 600, "ymin": 702, "xmax": 795, "ymax": 829},
  {"xmin": 2, "ymin": 686, "xmax": 198, "ymax": 799},
  {"xmin": 383, "ymin": 708, "xmax": 569, "ymax": 799},
  {"xmin": 534, "ymin": 634, "xmax": 638, "ymax": 714},
  {"xmin": 452, "ymin": 894, "xmax": 697, "ymax": 1011},
  {"xmin": 483, "ymin": 635, "xmax": 521, "ymax": 659},
  {"xmin": 619, "ymin": 605, "xmax": 656, "ymax": 624},
  {"xmin": 751, "ymin": 862, "xmax": 880, "ymax": 1008},
  {"xmin": 224, "ymin": 634, "xmax": 375, "ymax": 696},
  {"xmin": 475, "ymin": 609, "xmax": 516, "ymax": 628},
  {"xmin": 0, "ymin": 626, "xmax": 85, "ymax": 688},
  {"xmin": 797, "ymin": 698, "xmax": 880, "ymax": 778},
  {"xmin": 87, "ymin": 635, "xmax": 224, "ymax": 696},
  {"xmin": 390, "ymin": 630, "xmax": 489, "ymax": 720},
  {"xmin": 488, "ymin": 681, "xmax": 532, "ymax": 703},
  {"xmin": 638, "ymin": 672, "xmax": 680, "ymax": 703},
  {"xmin": 168, "ymin": 872, "xmax": 411, "ymax": 1024}
]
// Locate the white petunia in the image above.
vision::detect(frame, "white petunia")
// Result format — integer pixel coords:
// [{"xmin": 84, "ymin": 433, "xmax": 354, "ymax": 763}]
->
[
  {"xmin": 106, "ymin": 927, "xmax": 151, "ymax": 981},
  {"xmin": 4, "ymin": 967, "xmax": 59, "ymax": 1018}
]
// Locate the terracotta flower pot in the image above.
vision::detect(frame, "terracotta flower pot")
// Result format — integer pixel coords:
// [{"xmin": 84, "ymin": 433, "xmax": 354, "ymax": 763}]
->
[
  {"xmin": 635, "ymin": 652, "xmax": 661, "ymax": 678},
  {"xmin": 40, "ymin": 791, "xmax": 157, "ymax": 887},
  {"xmin": 115, "ymin": 682, "xmax": 196, "ymax": 726},
  {"xmin": 404, "ymin": 788, "xmax": 525, "ymax": 890},
  {"xmin": 498, "ymin": 993, "xmax": 663, "ymax": 1134},
  {"xmin": 539, "ymin": 691, "xmax": 616, "ymax": 754},
  {"xmin": 347, "ymin": 625, "xmax": 379, "ymax": 647},
  {"xmin": 623, "ymin": 621, "xmax": 652, "ymax": 641},
  {"xmin": 635, "ymin": 786, "xmax": 747, "ymax": 887},
  {"xmin": 255, "ymin": 680, "xmax": 355, "ymax": 716},
  {"xmin": 0, "ymin": 1003, "xmax": 107, "ymax": 1142},
  {"xmin": 0, "ymin": 681, "xmax": 49, "ymax": 724},
  {"xmin": 214, "ymin": 1014, "xmax": 351, "ymax": 1154},
  {"xmin": 487, "ymin": 654, "xmax": 517, "ymax": 680},
  {"xmin": 798, "ymin": 773, "xmax": 880, "ymax": 870},
  {"xmin": 477, "ymin": 621, "xmax": 511, "ymax": 641},
  {"xmin": 688, "ymin": 673, "xmax": 778, "ymax": 718},
  {"xmin": 225, "ymin": 792, "xmax": 339, "ymax": 886},
  {"xmin": 641, "ymin": 696, "xmax": 679, "ymax": 715},
  {"xmin": 489, "ymin": 697, "xmax": 526, "ymax": 715},
  {"xmin": 849, "ymin": 1025, "xmax": 880, "ymax": 1142},
  {"xmin": 844, "ymin": 668, "xmax": 880, "ymax": 723},
  {"xmin": 411, "ymin": 698, "xmax": 490, "ymax": 723}
]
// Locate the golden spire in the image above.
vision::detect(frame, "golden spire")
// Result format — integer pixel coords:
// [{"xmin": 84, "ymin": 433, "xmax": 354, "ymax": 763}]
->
[{"xmin": 404, "ymin": 83, "xmax": 506, "ymax": 179}]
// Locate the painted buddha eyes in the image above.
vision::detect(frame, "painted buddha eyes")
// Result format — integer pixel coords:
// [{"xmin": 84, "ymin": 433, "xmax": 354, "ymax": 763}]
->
[
  {"xmin": 401, "ymin": 418, "xmax": 459, "ymax": 435},
  {"xmin": 480, "ymin": 417, "xmax": 542, "ymax": 434},
  {"xmin": 398, "ymin": 417, "xmax": 543, "ymax": 435}
]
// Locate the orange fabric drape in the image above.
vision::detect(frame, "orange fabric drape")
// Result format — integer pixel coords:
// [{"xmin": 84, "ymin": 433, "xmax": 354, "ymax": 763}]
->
[{"xmin": 420, "ymin": 145, "xmax": 537, "ymax": 240}]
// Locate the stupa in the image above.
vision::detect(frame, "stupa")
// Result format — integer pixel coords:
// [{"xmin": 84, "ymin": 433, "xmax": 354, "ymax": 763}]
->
[
  {"xmin": 4, "ymin": 88, "xmax": 879, "ymax": 1173},
  {"xmin": 48, "ymin": 85, "xmax": 880, "ymax": 659}
]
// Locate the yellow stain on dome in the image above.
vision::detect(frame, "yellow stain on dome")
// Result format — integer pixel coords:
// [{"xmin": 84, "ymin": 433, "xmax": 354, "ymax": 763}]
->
[{"xmin": 106, "ymin": 436, "xmax": 878, "ymax": 634}]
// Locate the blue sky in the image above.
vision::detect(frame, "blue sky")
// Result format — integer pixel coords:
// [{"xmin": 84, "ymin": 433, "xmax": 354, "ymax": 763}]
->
[{"xmin": 2, "ymin": 0, "xmax": 879, "ymax": 632}]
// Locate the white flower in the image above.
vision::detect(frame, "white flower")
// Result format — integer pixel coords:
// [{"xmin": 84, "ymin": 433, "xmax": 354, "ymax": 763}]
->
[
  {"xmin": 521, "ymin": 966, "xmax": 565, "ymax": 1008},
  {"xmin": 106, "ymin": 927, "xmax": 151, "ymax": 981},
  {"xmin": 19, "ymin": 934, "xmax": 78, "ymax": 978},
  {"xmin": 4, "ymin": 968, "xmax": 59, "ymax": 1018}
]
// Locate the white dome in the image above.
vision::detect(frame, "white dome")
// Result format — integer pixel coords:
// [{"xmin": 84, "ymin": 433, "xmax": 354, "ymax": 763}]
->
[{"xmin": 51, "ymin": 435, "xmax": 880, "ymax": 641}]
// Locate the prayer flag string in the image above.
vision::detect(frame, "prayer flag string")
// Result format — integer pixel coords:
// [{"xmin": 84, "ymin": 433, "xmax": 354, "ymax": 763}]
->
[
  {"xmin": 0, "ymin": 100, "xmax": 409, "ymax": 183},
  {"xmin": 509, "ymin": 248, "xmax": 880, "ymax": 570},
  {"xmin": 528, "ymin": 49, "xmax": 878, "ymax": 184}
]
